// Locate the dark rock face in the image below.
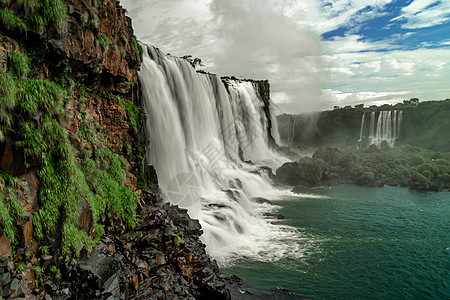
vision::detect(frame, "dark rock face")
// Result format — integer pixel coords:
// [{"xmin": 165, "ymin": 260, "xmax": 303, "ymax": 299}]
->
[
  {"xmin": 58, "ymin": 195, "xmax": 230, "ymax": 299},
  {"xmin": 50, "ymin": 0, "xmax": 140, "ymax": 93}
]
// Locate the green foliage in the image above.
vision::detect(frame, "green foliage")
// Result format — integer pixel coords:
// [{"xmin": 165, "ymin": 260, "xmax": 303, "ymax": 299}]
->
[
  {"xmin": 0, "ymin": 67, "xmax": 64, "ymax": 142},
  {"xmin": 0, "ymin": 69, "xmax": 17, "ymax": 132},
  {"xmin": 16, "ymin": 121, "xmax": 44, "ymax": 161},
  {"xmin": 0, "ymin": 8, "xmax": 27, "ymax": 33},
  {"xmin": 81, "ymin": 148, "xmax": 138, "ymax": 228},
  {"xmin": 39, "ymin": 0, "xmax": 68, "ymax": 34},
  {"xmin": 9, "ymin": 52, "xmax": 30, "ymax": 78},
  {"xmin": 16, "ymin": 263, "xmax": 27, "ymax": 272},
  {"xmin": 17, "ymin": 78, "xmax": 65, "ymax": 115},
  {"xmin": 297, "ymin": 157, "xmax": 325, "ymax": 185},
  {"xmin": 0, "ymin": 172, "xmax": 27, "ymax": 243},
  {"xmin": 30, "ymin": 14, "xmax": 44, "ymax": 31},
  {"xmin": 31, "ymin": 265, "xmax": 43, "ymax": 278},
  {"xmin": 317, "ymin": 146, "xmax": 450, "ymax": 191},
  {"xmin": 96, "ymin": 34, "xmax": 110, "ymax": 50},
  {"xmin": 87, "ymin": 14, "xmax": 99, "ymax": 29},
  {"xmin": 79, "ymin": 12, "xmax": 88, "ymax": 26},
  {"xmin": 117, "ymin": 98, "xmax": 141, "ymax": 134},
  {"xmin": 174, "ymin": 235, "xmax": 181, "ymax": 247},
  {"xmin": 408, "ymin": 155, "xmax": 424, "ymax": 166},
  {"xmin": 131, "ymin": 36, "xmax": 143, "ymax": 64},
  {"xmin": 2, "ymin": 0, "xmax": 68, "ymax": 35}
]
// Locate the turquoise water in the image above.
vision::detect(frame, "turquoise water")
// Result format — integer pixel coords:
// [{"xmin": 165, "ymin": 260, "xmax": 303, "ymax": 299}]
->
[{"xmin": 223, "ymin": 185, "xmax": 450, "ymax": 299}]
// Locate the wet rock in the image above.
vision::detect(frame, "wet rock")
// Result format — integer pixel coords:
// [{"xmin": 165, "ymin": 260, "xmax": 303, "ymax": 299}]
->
[
  {"xmin": 78, "ymin": 199, "xmax": 94, "ymax": 235},
  {"xmin": 251, "ymin": 197, "xmax": 272, "ymax": 205},
  {"xmin": 0, "ymin": 232, "xmax": 12, "ymax": 258}
]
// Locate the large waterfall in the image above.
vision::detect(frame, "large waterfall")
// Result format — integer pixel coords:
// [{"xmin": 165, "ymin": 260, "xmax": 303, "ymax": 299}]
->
[
  {"xmin": 359, "ymin": 110, "xmax": 403, "ymax": 148},
  {"xmin": 138, "ymin": 45, "xmax": 300, "ymax": 265}
]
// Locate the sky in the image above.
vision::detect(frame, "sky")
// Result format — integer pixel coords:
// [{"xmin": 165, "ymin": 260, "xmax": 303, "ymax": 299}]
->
[{"xmin": 121, "ymin": 0, "xmax": 450, "ymax": 113}]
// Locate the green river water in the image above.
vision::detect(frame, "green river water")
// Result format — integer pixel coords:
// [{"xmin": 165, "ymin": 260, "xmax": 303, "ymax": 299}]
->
[{"xmin": 223, "ymin": 185, "xmax": 450, "ymax": 299}]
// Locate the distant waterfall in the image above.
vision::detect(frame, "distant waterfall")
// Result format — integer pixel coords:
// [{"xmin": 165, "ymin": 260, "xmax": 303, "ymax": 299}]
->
[
  {"xmin": 288, "ymin": 116, "xmax": 295, "ymax": 145},
  {"xmin": 359, "ymin": 110, "xmax": 403, "ymax": 148},
  {"xmin": 138, "ymin": 45, "xmax": 298, "ymax": 266}
]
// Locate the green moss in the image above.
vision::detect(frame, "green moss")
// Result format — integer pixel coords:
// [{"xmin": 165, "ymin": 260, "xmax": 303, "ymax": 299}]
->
[
  {"xmin": 4, "ymin": 76, "xmax": 138, "ymax": 258},
  {"xmin": 88, "ymin": 14, "xmax": 99, "ymax": 29},
  {"xmin": 40, "ymin": 0, "xmax": 67, "ymax": 34},
  {"xmin": 0, "ymin": 8, "xmax": 27, "ymax": 33},
  {"xmin": 16, "ymin": 121, "xmax": 44, "ymax": 162},
  {"xmin": 79, "ymin": 12, "xmax": 88, "ymax": 26},
  {"xmin": 18, "ymin": 0, "xmax": 39, "ymax": 12},
  {"xmin": 9, "ymin": 52, "xmax": 30, "ymax": 78},
  {"xmin": 0, "ymin": 172, "xmax": 27, "ymax": 244},
  {"xmin": 0, "ymin": 69, "xmax": 18, "ymax": 110},
  {"xmin": 131, "ymin": 36, "xmax": 143, "ymax": 64},
  {"xmin": 96, "ymin": 34, "xmax": 110, "ymax": 51},
  {"xmin": 30, "ymin": 14, "xmax": 44, "ymax": 31},
  {"xmin": 118, "ymin": 98, "xmax": 141, "ymax": 134},
  {"xmin": 81, "ymin": 148, "xmax": 138, "ymax": 228},
  {"xmin": 20, "ymin": 79, "xmax": 64, "ymax": 113}
]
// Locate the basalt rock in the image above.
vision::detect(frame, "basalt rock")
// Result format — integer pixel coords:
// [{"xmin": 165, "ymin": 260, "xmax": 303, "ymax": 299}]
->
[{"xmin": 52, "ymin": 194, "xmax": 231, "ymax": 299}]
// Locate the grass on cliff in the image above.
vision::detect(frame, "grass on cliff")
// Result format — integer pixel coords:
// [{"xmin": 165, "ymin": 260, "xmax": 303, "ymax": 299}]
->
[
  {"xmin": 1, "ymin": 0, "xmax": 67, "ymax": 35},
  {"xmin": 0, "ymin": 8, "xmax": 27, "ymax": 33},
  {"xmin": 0, "ymin": 172, "xmax": 27, "ymax": 244},
  {"xmin": 1, "ymin": 51, "xmax": 139, "ymax": 257},
  {"xmin": 96, "ymin": 34, "xmax": 110, "ymax": 51},
  {"xmin": 131, "ymin": 36, "xmax": 143, "ymax": 64}
]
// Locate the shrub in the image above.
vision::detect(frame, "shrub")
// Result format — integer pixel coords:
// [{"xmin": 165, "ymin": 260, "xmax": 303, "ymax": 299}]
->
[
  {"xmin": 408, "ymin": 155, "xmax": 424, "ymax": 166},
  {"xmin": 410, "ymin": 172, "xmax": 431, "ymax": 188},
  {"xmin": 356, "ymin": 171, "xmax": 376, "ymax": 186},
  {"xmin": 417, "ymin": 163, "xmax": 439, "ymax": 177}
]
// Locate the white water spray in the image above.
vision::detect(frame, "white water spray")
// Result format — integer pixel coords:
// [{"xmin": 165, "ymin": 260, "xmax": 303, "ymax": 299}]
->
[{"xmin": 138, "ymin": 45, "xmax": 298, "ymax": 265}]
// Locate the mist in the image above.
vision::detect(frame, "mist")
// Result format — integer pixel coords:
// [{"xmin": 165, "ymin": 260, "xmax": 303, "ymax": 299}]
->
[{"xmin": 208, "ymin": 0, "xmax": 327, "ymax": 113}]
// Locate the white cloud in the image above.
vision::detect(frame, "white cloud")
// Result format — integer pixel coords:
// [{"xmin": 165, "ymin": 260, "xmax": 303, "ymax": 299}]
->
[
  {"xmin": 271, "ymin": 92, "xmax": 292, "ymax": 104},
  {"xmin": 321, "ymin": 48, "xmax": 450, "ymax": 107},
  {"xmin": 121, "ymin": 0, "xmax": 450, "ymax": 113},
  {"xmin": 392, "ymin": 0, "xmax": 450, "ymax": 29}
]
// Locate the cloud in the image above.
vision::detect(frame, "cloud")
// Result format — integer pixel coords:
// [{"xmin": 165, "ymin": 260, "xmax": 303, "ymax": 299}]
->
[
  {"xmin": 321, "ymin": 47, "xmax": 450, "ymax": 107},
  {"xmin": 121, "ymin": 0, "xmax": 450, "ymax": 114},
  {"xmin": 208, "ymin": 0, "xmax": 327, "ymax": 112},
  {"xmin": 392, "ymin": 0, "xmax": 450, "ymax": 29},
  {"xmin": 318, "ymin": 0, "xmax": 394, "ymax": 33}
]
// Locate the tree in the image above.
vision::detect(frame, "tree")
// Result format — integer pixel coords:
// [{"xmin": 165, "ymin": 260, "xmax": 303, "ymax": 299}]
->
[{"xmin": 181, "ymin": 55, "xmax": 204, "ymax": 69}]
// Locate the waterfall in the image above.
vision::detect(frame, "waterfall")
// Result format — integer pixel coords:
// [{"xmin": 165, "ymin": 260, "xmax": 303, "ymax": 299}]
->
[
  {"xmin": 288, "ymin": 115, "xmax": 296, "ymax": 146},
  {"xmin": 359, "ymin": 110, "xmax": 403, "ymax": 149},
  {"xmin": 138, "ymin": 44, "xmax": 299, "ymax": 265}
]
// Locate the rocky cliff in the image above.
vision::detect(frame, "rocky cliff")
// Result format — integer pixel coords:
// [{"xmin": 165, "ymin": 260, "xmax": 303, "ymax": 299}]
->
[{"xmin": 0, "ymin": 0, "xmax": 230, "ymax": 298}]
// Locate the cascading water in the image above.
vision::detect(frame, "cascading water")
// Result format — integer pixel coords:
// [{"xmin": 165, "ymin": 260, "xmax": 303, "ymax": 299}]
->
[
  {"xmin": 358, "ymin": 110, "xmax": 403, "ymax": 148},
  {"xmin": 138, "ymin": 44, "xmax": 302, "ymax": 265}
]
